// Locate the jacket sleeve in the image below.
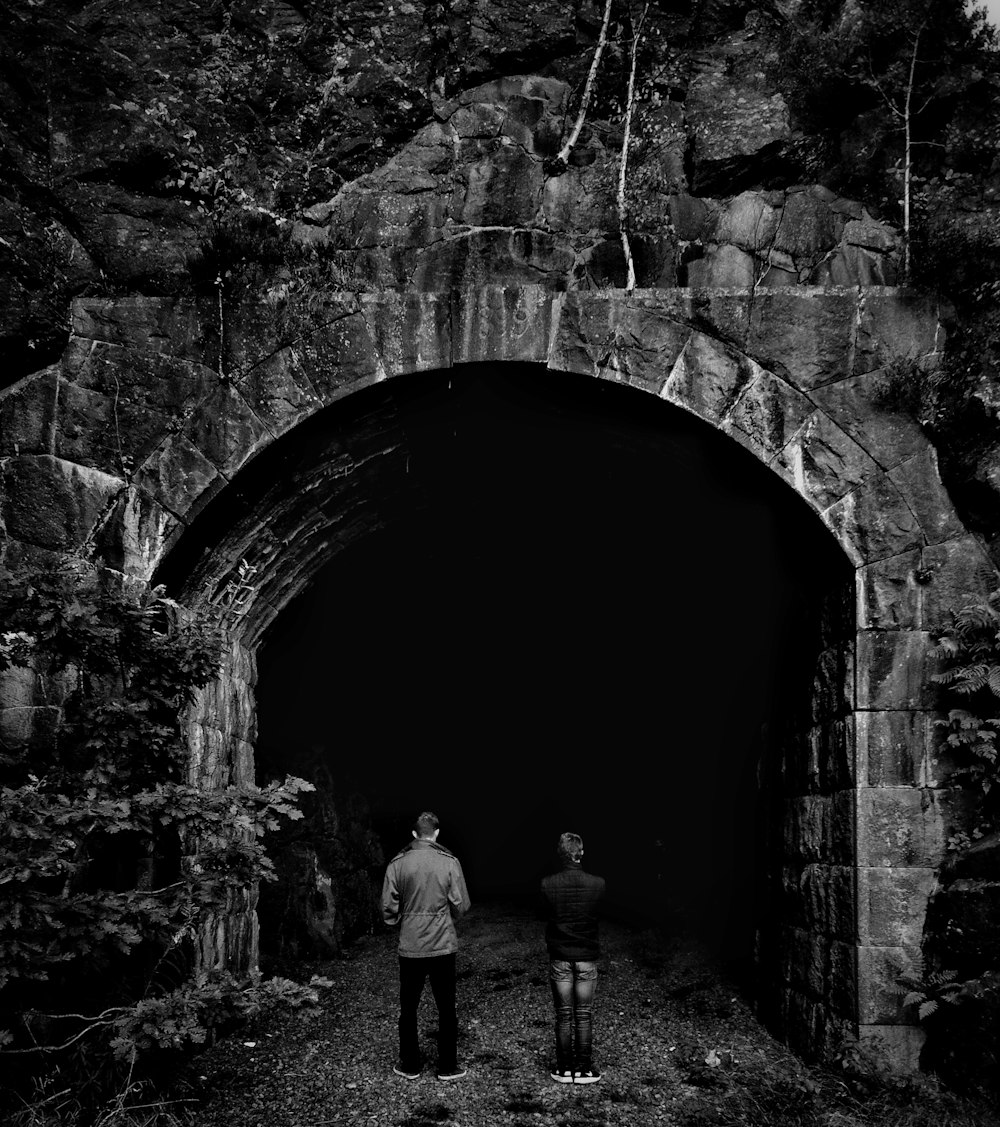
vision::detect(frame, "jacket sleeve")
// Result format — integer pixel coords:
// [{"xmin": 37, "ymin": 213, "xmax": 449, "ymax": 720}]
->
[
  {"xmin": 448, "ymin": 859, "xmax": 471, "ymax": 919},
  {"xmin": 381, "ymin": 862, "xmax": 401, "ymax": 926}
]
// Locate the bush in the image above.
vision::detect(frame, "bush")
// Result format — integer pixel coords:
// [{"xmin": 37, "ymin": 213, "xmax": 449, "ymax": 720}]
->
[{"xmin": 0, "ymin": 558, "xmax": 314, "ymax": 1117}]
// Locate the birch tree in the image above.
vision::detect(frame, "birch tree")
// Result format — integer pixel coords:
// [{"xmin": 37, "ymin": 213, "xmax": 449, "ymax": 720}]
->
[{"xmin": 618, "ymin": 1, "xmax": 651, "ymax": 290}]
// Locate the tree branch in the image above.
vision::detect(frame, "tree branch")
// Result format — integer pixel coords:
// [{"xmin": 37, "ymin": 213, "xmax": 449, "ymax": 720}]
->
[
  {"xmin": 618, "ymin": 0, "xmax": 650, "ymax": 290},
  {"xmin": 555, "ymin": 0, "xmax": 614, "ymax": 168}
]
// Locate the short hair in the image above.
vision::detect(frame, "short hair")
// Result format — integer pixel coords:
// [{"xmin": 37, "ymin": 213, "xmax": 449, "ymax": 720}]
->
[
  {"xmin": 557, "ymin": 832, "xmax": 584, "ymax": 862},
  {"xmin": 414, "ymin": 811, "xmax": 440, "ymax": 838}
]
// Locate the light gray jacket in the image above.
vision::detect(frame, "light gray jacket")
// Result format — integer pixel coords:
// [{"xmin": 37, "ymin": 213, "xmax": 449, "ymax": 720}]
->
[{"xmin": 381, "ymin": 838, "xmax": 471, "ymax": 957}]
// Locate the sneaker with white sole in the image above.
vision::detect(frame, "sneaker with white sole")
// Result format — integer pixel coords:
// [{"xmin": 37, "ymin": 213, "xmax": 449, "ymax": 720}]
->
[
  {"xmin": 575, "ymin": 1066, "xmax": 601, "ymax": 1084},
  {"xmin": 550, "ymin": 1068, "xmax": 575, "ymax": 1084},
  {"xmin": 436, "ymin": 1067, "xmax": 467, "ymax": 1081},
  {"xmin": 393, "ymin": 1065, "xmax": 420, "ymax": 1080}
]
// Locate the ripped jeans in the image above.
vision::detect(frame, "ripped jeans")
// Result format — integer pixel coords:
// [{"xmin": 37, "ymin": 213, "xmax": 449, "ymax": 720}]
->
[{"xmin": 549, "ymin": 959, "xmax": 598, "ymax": 1070}]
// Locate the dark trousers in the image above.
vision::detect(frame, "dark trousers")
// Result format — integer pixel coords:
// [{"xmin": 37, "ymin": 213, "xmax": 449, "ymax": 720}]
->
[
  {"xmin": 549, "ymin": 959, "xmax": 598, "ymax": 1069},
  {"xmin": 398, "ymin": 953, "xmax": 458, "ymax": 1072}
]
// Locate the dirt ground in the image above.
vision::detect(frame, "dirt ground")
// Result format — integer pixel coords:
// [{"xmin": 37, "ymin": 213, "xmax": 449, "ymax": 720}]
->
[{"xmin": 180, "ymin": 902, "xmax": 999, "ymax": 1127}]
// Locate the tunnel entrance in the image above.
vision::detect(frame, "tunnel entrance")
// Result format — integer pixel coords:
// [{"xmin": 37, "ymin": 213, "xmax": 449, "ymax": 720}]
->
[{"xmin": 238, "ymin": 363, "xmax": 851, "ymax": 993}]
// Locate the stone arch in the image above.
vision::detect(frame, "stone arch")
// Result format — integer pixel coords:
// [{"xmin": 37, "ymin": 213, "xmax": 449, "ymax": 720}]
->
[{"xmin": 2, "ymin": 283, "xmax": 998, "ymax": 1068}]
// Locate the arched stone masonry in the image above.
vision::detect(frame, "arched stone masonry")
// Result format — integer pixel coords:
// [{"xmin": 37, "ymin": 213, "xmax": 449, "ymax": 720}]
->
[{"xmin": 2, "ymin": 284, "xmax": 997, "ymax": 1067}]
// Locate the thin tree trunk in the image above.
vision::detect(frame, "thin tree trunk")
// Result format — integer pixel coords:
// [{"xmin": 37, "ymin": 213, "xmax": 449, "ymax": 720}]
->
[
  {"xmin": 618, "ymin": 1, "xmax": 650, "ymax": 290},
  {"xmin": 555, "ymin": 0, "xmax": 614, "ymax": 167},
  {"xmin": 902, "ymin": 25, "xmax": 923, "ymax": 279}
]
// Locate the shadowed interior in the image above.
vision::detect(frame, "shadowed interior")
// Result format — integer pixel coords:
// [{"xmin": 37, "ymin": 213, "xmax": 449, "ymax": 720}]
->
[{"xmin": 242, "ymin": 364, "xmax": 851, "ymax": 971}]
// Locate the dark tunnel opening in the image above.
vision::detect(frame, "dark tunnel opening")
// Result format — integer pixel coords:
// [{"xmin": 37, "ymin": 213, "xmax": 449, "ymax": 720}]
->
[{"xmin": 248, "ymin": 363, "xmax": 852, "ymax": 980}]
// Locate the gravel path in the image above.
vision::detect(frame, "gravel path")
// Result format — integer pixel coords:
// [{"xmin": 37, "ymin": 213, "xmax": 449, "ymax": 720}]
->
[{"xmin": 182, "ymin": 901, "xmax": 821, "ymax": 1127}]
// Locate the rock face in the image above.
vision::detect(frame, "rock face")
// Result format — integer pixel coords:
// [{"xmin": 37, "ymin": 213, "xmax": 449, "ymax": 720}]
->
[
  {"xmin": 2, "ymin": 0, "xmax": 999, "ymax": 1077},
  {"xmin": 0, "ymin": 0, "xmax": 903, "ymax": 392}
]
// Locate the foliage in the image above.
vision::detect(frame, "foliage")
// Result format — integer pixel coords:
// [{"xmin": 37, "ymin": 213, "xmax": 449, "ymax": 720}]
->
[
  {"xmin": 773, "ymin": 0, "xmax": 997, "ymax": 214},
  {"xmin": 930, "ymin": 592, "xmax": 1000, "ymax": 818},
  {"xmin": 0, "ymin": 558, "xmax": 314, "ymax": 1112}
]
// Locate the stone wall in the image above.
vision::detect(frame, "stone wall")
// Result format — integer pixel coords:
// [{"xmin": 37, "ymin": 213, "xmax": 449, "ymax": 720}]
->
[
  {"xmin": 2, "ymin": 275, "xmax": 991, "ymax": 1064},
  {"xmin": 757, "ymin": 577, "xmax": 859, "ymax": 1060}
]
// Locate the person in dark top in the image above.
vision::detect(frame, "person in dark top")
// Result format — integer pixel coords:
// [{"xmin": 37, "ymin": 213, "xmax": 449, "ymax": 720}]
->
[{"xmin": 540, "ymin": 831, "xmax": 606, "ymax": 1084}]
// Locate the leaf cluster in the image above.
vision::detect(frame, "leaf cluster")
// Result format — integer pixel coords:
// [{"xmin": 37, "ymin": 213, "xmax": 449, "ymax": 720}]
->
[
  {"xmin": 0, "ymin": 559, "xmax": 315, "ymax": 1101},
  {"xmin": 931, "ymin": 594, "xmax": 1000, "ymax": 809}
]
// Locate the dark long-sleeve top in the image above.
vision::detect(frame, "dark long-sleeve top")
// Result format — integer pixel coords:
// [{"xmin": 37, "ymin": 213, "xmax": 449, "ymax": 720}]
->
[{"xmin": 540, "ymin": 861, "xmax": 606, "ymax": 961}]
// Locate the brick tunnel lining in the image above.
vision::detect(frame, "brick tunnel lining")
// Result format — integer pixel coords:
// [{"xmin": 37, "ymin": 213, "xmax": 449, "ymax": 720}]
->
[{"xmin": 155, "ymin": 362, "xmax": 854, "ymax": 1036}]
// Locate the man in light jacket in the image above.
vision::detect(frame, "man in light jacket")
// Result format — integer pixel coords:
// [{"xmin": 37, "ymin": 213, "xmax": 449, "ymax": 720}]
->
[{"xmin": 381, "ymin": 810, "xmax": 471, "ymax": 1081}]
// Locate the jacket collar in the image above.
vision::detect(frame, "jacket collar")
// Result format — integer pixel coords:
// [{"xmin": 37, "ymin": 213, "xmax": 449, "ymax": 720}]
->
[{"xmin": 405, "ymin": 838, "xmax": 454, "ymax": 858}]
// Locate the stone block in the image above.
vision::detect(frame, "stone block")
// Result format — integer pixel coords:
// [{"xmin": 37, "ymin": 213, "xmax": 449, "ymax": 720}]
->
[
  {"xmin": 889, "ymin": 449, "xmax": 966, "ymax": 546},
  {"xmin": 133, "ymin": 436, "xmax": 223, "ymax": 525},
  {"xmin": 668, "ymin": 194, "xmax": 710, "ymax": 241},
  {"xmin": 290, "ymin": 310, "xmax": 384, "ymax": 403},
  {"xmin": 451, "ymin": 146, "xmax": 544, "ymax": 229},
  {"xmin": 856, "ymin": 551, "xmax": 921, "ymax": 630},
  {"xmin": 774, "ymin": 191, "xmax": 845, "ymax": 267},
  {"xmin": 827, "ymin": 865, "xmax": 858, "ymax": 942},
  {"xmin": 771, "ymin": 410, "xmax": 881, "ymax": 514},
  {"xmin": 812, "ymin": 244, "xmax": 896, "ymax": 287},
  {"xmin": 70, "ymin": 297, "xmax": 214, "ymax": 362},
  {"xmin": 855, "ymin": 710, "xmax": 934, "ymax": 788},
  {"xmin": 0, "ymin": 365, "xmax": 57, "ymax": 456},
  {"xmin": 0, "ymin": 663, "xmax": 37, "ymax": 710},
  {"xmin": 780, "ymin": 865, "xmax": 808, "ymax": 929},
  {"xmin": 856, "ymin": 1025, "xmax": 926, "ymax": 1074},
  {"xmin": 223, "ymin": 294, "xmax": 361, "ymax": 379},
  {"xmin": 809, "ymin": 718, "xmax": 856, "ymax": 792},
  {"xmin": 783, "ymin": 989, "xmax": 825, "ymax": 1058},
  {"xmin": 119, "ymin": 486, "xmax": 183, "ymax": 582},
  {"xmin": 783, "ymin": 927, "xmax": 825, "ymax": 996},
  {"xmin": 236, "ymin": 346, "xmax": 324, "ymax": 439},
  {"xmin": 786, "ymin": 794, "xmax": 831, "ymax": 864},
  {"xmin": 857, "ymin": 944, "xmax": 922, "ymax": 1024},
  {"xmin": 858, "ymin": 866, "xmax": 937, "ymax": 947},
  {"xmin": 746, "ymin": 290, "xmax": 858, "ymax": 392},
  {"xmin": 855, "ymin": 291, "xmax": 943, "ymax": 375},
  {"xmin": 829, "ymin": 790, "xmax": 856, "ymax": 865},
  {"xmin": 0, "ymin": 537, "xmax": 66, "ymax": 576},
  {"xmin": 810, "ymin": 372, "xmax": 925, "ymax": 472},
  {"xmin": 182, "ymin": 383, "xmax": 270, "ymax": 475},
  {"xmin": 686, "ymin": 65, "xmax": 790, "ymax": 195},
  {"xmin": 856, "ymin": 630, "xmax": 934, "ymax": 710},
  {"xmin": 412, "ymin": 228, "xmax": 575, "ymax": 291},
  {"xmin": 810, "ymin": 645, "xmax": 854, "ymax": 725},
  {"xmin": 827, "ymin": 938, "xmax": 859, "ymax": 1016},
  {"xmin": 660, "ymin": 330, "xmax": 757, "ymax": 423},
  {"xmin": 687, "ymin": 290, "xmax": 751, "ymax": 353},
  {"xmin": 550, "ymin": 292, "xmax": 691, "ymax": 395},
  {"xmin": 857, "ymin": 787, "xmax": 947, "ymax": 868},
  {"xmin": 453, "ymin": 285, "xmax": 554, "ymax": 366},
  {"xmin": 53, "ymin": 379, "xmax": 173, "ymax": 476},
  {"xmin": 822, "ymin": 475, "xmax": 923, "ymax": 565},
  {"xmin": 713, "ymin": 191, "xmax": 781, "ymax": 254},
  {"xmin": 0, "ymin": 704, "xmax": 61, "ymax": 750},
  {"xmin": 919, "ymin": 535, "xmax": 997, "ymax": 631},
  {"xmin": 1, "ymin": 454, "xmax": 124, "ymax": 551},
  {"xmin": 698, "ymin": 244, "xmax": 756, "ymax": 287},
  {"xmin": 64, "ymin": 338, "xmax": 216, "ymax": 417},
  {"xmin": 542, "ymin": 152, "xmax": 619, "ymax": 235},
  {"xmin": 334, "ymin": 174, "xmax": 450, "ymax": 250},
  {"xmin": 721, "ymin": 369, "xmax": 815, "ymax": 463},
  {"xmin": 362, "ymin": 291, "xmax": 452, "ymax": 377}
]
